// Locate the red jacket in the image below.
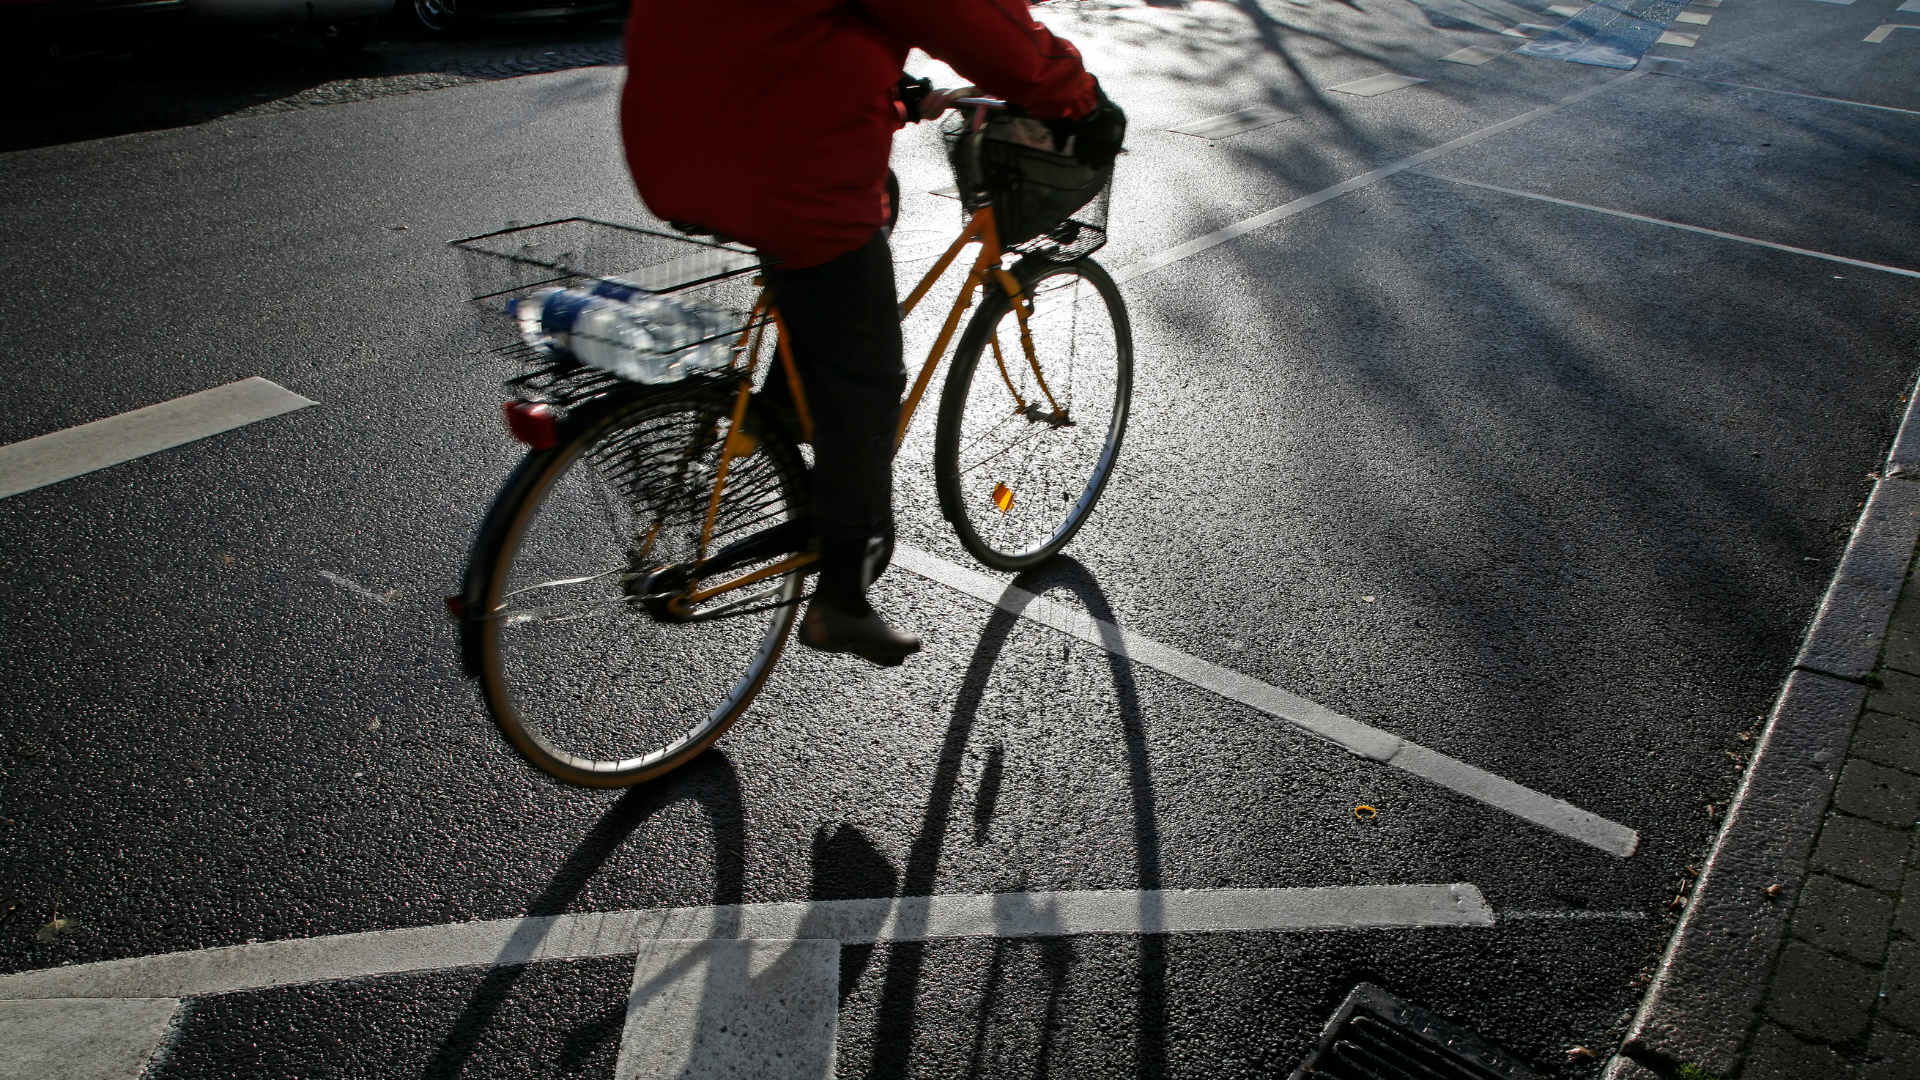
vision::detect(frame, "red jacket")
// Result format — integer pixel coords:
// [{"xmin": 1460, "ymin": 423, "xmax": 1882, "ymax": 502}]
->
[{"xmin": 621, "ymin": 0, "xmax": 1097, "ymax": 268}]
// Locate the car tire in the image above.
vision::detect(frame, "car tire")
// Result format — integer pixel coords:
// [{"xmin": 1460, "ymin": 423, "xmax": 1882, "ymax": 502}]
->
[{"xmin": 394, "ymin": 0, "xmax": 457, "ymax": 35}]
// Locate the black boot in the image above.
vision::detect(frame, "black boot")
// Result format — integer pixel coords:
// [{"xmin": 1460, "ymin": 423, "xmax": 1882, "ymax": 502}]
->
[{"xmin": 800, "ymin": 536, "xmax": 920, "ymax": 666}]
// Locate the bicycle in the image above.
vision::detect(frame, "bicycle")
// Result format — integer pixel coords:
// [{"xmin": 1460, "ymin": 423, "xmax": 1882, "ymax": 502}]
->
[{"xmin": 448, "ymin": 99, "xmax": 1134, "ymax": 787}]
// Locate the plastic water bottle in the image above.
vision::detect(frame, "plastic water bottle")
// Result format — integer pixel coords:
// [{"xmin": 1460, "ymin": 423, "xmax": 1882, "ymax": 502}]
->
[{"xmin": 509, "ymin": 281, "xmax": 734, "ymax": 384}]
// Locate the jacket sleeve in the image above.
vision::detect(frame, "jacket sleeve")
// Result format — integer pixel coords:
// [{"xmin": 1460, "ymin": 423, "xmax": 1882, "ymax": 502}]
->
[{"xmin": 859, "ymin": 0, "xmax": 1098, "ymax": 119}]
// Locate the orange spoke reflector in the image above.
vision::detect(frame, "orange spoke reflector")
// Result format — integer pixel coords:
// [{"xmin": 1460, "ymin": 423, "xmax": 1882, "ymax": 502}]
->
[{"xmin": 992, "ymin": 482, "xmax": 1015, "ymax": 513}]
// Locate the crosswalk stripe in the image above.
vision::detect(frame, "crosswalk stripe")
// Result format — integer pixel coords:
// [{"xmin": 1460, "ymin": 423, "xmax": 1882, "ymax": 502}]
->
[
  {"xmin": 0, "ymin": 885, "xmax": 1491, "ymax": 1001},
  {"xmin": 0, "ymin": 377, "xmax": 316, "ymax": 500},
  {"xmin": 894, "ymin": 546, "xmax": 1641, "ymax": 857}
]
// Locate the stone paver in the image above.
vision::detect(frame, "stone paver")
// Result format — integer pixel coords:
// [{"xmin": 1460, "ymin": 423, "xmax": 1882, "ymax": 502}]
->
[
  {"xmin": 1836, "ymin": 759, "xmax": 1920, "ymax": 827},
  {"xmin": 1766, "ymin": 941, "xmax": 1879, "ymax": 1042},
  {"xmin": 1814, "ymin": 815, "xmax": 1912, "ymax": 892},
  {"xmin": 1743, "ymin": 1021, "xmax": 1856, "ymax": 1079},
  {"xmin": 1882, "ymin": 940, "xmax": 1920, "ymax": 1033},
  {"xmin": 1861, "ymin": 1023, "xmax": 1920, "ymax": 1080},
  {"xmin": 1853, "ymin": 711, "xmax": 1920, "ymax": 774},
  {"xmin": 1792, "ymin": 874, "xmax": 1897, "ymax": 964}
]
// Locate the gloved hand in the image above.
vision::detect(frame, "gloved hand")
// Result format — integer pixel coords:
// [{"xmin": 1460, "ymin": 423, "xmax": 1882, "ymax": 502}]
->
[{"xmin": 1045, "ymin": 78, "xmax": 1126, "ymax": 168}]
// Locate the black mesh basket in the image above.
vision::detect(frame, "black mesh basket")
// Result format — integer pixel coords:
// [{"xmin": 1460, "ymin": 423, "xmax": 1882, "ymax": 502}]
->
[
  {"xmin": 449, "ymin": 218, "xmax": 775, "ymax": 408},
  {"xmin": 945, "ymin": 113, "xmax": 1110, "ymax": 262}
]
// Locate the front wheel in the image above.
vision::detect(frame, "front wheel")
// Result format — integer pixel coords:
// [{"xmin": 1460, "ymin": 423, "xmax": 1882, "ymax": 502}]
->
[
  {"xmin": 461, "ymin": 383, "xmax": 811, "ymax": 787},
  {"xmin": 934, "ymin": 257, "xmax": 1133, "ymax": 572}
]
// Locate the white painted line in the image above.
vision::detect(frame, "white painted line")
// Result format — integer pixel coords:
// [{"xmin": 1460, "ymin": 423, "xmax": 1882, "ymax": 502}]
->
[
  {"xmin": 319, "ymin": 570, "xmax": 391, "ymax": 604},
  {"xmin": 1669, "ymin": 74, "xmax": 1920, "ymax": 116},
  {"xmin": 617, "ymin": 939, "xmax": 837, "ymax": 1080},
  {"xmin": 1501, "ymin": 22, "xmax": 1556, "ymax": 36},
  {"xmin": 1327, "ymin": 73, "xmax": 1428, "ymax": 96},
  {"xmin": 1546, "ymin": 3, "xmax": 1588, "ymax": 15},
  {"xmin": 1675, "ymin": 10, "xmax": 1712, "ymax": 22},
  {"xmin": 1440, "ymin": 45, "xmax": 1510, "ymax": 65},
  {"xmin": 1412, "ymin": 172, "xmax": 1920, "ymax": 279},
  {"xmin": 0, "ymin": 377, "xmax": 316, "ymax": 500},
  {"xmin": 893, "ymin": 546, "xmax": 1639, "ymax": 857},
  {"xmin": 1866, "ymin": 22, "xmax": 1920, "ymax": 40},
  {"xmin": 1111, "ymin": 71, "xmax": 1645, "ymax": 286},
  {"xmin": 1169, "ymin": 105, "xmax": 1299, "ymax": 139},
  {"xmin": 1658, "ymin": 30, "xmax": 1700, "ymax": 45},
  {"xmin": 1499, "ymin": 909, "xmax": 1649, "ymax": 920},
  {"xmin": 0, "ymin": 885, "xmax": 1493, "ymax": 1001},
  {"xmin": 1808, "ymin": 0, "xmax": 1855, "ymax": 5},
  {"xmin": 1900, "ymin": 0, "xmax": 1920, "ymax": 13},
  {"xmin": 0, "ymin": 997, "xmax": 180, "ymax": 1080}
]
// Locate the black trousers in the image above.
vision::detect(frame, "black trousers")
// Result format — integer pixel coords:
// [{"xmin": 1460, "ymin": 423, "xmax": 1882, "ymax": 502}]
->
[{"xmin": 760, "ymin": 230, "xmax": 905, "ymax": 544}]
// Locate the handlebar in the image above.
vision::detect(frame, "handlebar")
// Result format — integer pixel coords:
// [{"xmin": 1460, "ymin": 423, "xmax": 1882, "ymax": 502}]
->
[{"xmin": 953, "ymin": 95, "xmax": 1008, "ymax": 132}]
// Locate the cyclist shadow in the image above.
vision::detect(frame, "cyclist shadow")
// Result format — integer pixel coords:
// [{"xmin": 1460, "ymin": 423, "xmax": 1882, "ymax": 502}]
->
[
  {"xmin": 421, "ymin": 753, "xmax": 746, "ymax": 1079},
  {"xmin": 865, "ymin": 554, "xmax": 1167, "ymax": 1078}
]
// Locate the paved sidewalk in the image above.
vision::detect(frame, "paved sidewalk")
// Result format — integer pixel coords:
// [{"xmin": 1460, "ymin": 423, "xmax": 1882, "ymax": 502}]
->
[
  {"xmin": 1609, "ymin": 401, "xmax": 1920, "ymax": 1079},
  {"xmin": 1740, "ymin": 576, "xmax": 1920, "ymax": 1078}
]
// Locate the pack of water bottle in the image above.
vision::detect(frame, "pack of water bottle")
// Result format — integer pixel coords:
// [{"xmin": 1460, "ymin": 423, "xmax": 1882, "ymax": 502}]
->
[{"xmin": 508, "ymin": 278, "xmax": 735, "ymax": 385}]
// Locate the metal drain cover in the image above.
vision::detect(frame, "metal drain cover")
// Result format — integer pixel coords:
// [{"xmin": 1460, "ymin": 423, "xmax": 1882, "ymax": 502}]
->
[{"xmin": 1292, "ymin": 983, "xmax": 1544, "ymax": 1079}]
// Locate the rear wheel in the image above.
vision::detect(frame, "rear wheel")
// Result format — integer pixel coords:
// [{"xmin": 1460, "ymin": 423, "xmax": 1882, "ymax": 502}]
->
[
  {"xmin": 462, "ymin": 383, "xmax": 809, "ymax": 787},
  {"xmin": 934, "ymin": 257, "xmax": 1132, "ymax": 571}
]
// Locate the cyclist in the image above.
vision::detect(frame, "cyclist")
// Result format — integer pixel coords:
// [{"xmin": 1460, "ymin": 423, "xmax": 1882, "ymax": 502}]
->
[{"xmin": 621, "ymin": 0, "xmax": 1125, "ymax": 666}]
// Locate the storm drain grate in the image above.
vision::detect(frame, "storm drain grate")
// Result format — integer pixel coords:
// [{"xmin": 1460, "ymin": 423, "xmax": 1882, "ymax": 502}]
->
[{"xmin": 1291, "ymin": 983, "xmax": 1544, "ymax": 1080}]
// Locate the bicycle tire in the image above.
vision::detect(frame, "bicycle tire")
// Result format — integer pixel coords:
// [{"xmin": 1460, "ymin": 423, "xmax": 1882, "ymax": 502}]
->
[
  {"xmin": 934, "ymin": 256, "xmax": 1133, "ymax": 572},
  {"xmin": 460, "ymin": 381, "xmax": 810, "ymax": 787}
]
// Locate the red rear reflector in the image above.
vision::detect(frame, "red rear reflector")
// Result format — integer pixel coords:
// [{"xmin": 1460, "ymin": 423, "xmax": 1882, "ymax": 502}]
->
[
  {"xmin": 445, "ymin": 595, "xmax": 464, "ymax": 620},
  {"xmin": 502, "ymin": 401, "xmax": 558, "ymax": 449}
]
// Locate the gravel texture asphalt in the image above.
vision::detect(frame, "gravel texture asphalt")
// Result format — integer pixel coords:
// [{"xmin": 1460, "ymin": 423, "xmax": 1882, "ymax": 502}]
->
[{"xmin": 1, "ymin": 0, "xmax": 1916, "ymax": 1076}]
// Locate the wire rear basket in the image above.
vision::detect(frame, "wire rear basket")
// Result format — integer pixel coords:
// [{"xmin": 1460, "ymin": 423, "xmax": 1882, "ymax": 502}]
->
[
  {"xmin": 944, "ymin": 114, "xmax": 1111, "ymax": 262},
  {"xmin": 451, "ymin": 218, "xmax": 775, "ymax": 408}
]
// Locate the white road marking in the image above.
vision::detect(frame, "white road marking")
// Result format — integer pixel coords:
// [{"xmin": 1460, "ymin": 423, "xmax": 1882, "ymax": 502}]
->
[
  {"xmin": 1501, "ymin": 22, "xmax": 1556, "ymax": 36},
  {"xmin": 1866, "ymin": 22, "xmax": 1920, "ymax": 40},
  {"xmin": 0, "ymin": 885, "xmax": 1491, "ymax": 1001},
  {"xmin": 1327, "ymin": 73, "xmax": 1429, "ymax": 96},
  {"xmin": 1169, "ymin": 105, "xmax": 1299, "ymax": 140},
  {"xmin": 0, "ymin": 377, "xmax": 315, "ymax": 500},
  {"xmin": 1808, "ymin": 0, "xmax": 1855, "ymax": 5},
  {"xmin": 1411, "ymin": 171, "xmax": 1920, "ymax": 279},
  {"xmin": 892, "ymin": 546, "xmax": 1640, "ymax": 857},
  {"xmin": 1441, "ymin": 45, "xmax": 1511, "ymax": 65},
  {"xmin": 1899, "ymin": 0, "xmax": 1920, "ymax": 13},
  {"xmin": 1675, "ymin": 10, "xmax": 1712, "ymax": 22},
  {"xmin": 1499, "ymin": 910, "xmax": 1649, "ymax": 920},
  {"xmin": 1112, "ymin": 71, "xmax": 1645, "ymax": 286},
  {"xmin": 1658, "ymin": 30, "xmax": 1700, "ymax": 45},
  {"xmin": 318, "ymin": 570, "xmax": 390, "ymax": 604},
  {"xmin": 1547, "ymin": 3, "xmax": 1588, "ymax": 15},
  {"xmin": 617, "ymin": 940, "xmax": 837, "ymax": 1080},
  {"xmin": 0, "ymin": 997, "xmax": 180, "ymax": 1080},
  {"xmin": 1668, "ymin": 74, "xmax": 1920, "ymax": 116}
]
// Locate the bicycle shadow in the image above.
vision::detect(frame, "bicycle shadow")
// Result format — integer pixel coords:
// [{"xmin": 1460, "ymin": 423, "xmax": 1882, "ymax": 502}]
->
[
  {"xmin": 862, "ymin": 553, "xmax": 1168, "ymax": 1078},
  {"xmin": 420, "ymin": 752, "xmax": 746, "ymax": 1079}
]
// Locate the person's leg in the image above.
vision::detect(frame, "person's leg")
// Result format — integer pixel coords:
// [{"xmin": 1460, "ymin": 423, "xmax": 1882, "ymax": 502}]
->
[{"xmin": 762, "ymin": 230, "xmax": 920, "ymax": 662}]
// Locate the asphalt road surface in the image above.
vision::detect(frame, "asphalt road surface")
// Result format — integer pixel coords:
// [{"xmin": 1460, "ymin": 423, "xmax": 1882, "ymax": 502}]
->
[{"xmin": 2, "ymin": 1, "xmax": 1917, "ymax": 1077}]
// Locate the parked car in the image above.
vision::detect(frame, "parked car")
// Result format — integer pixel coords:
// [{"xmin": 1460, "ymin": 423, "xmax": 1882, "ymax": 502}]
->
[
  {"xmin": 4, "ymin": 0, "xmax": 388, "ymax": 53},
  {"xmin": 387, "ymin": 0, "xmax": 619, "ymax": 37}
]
